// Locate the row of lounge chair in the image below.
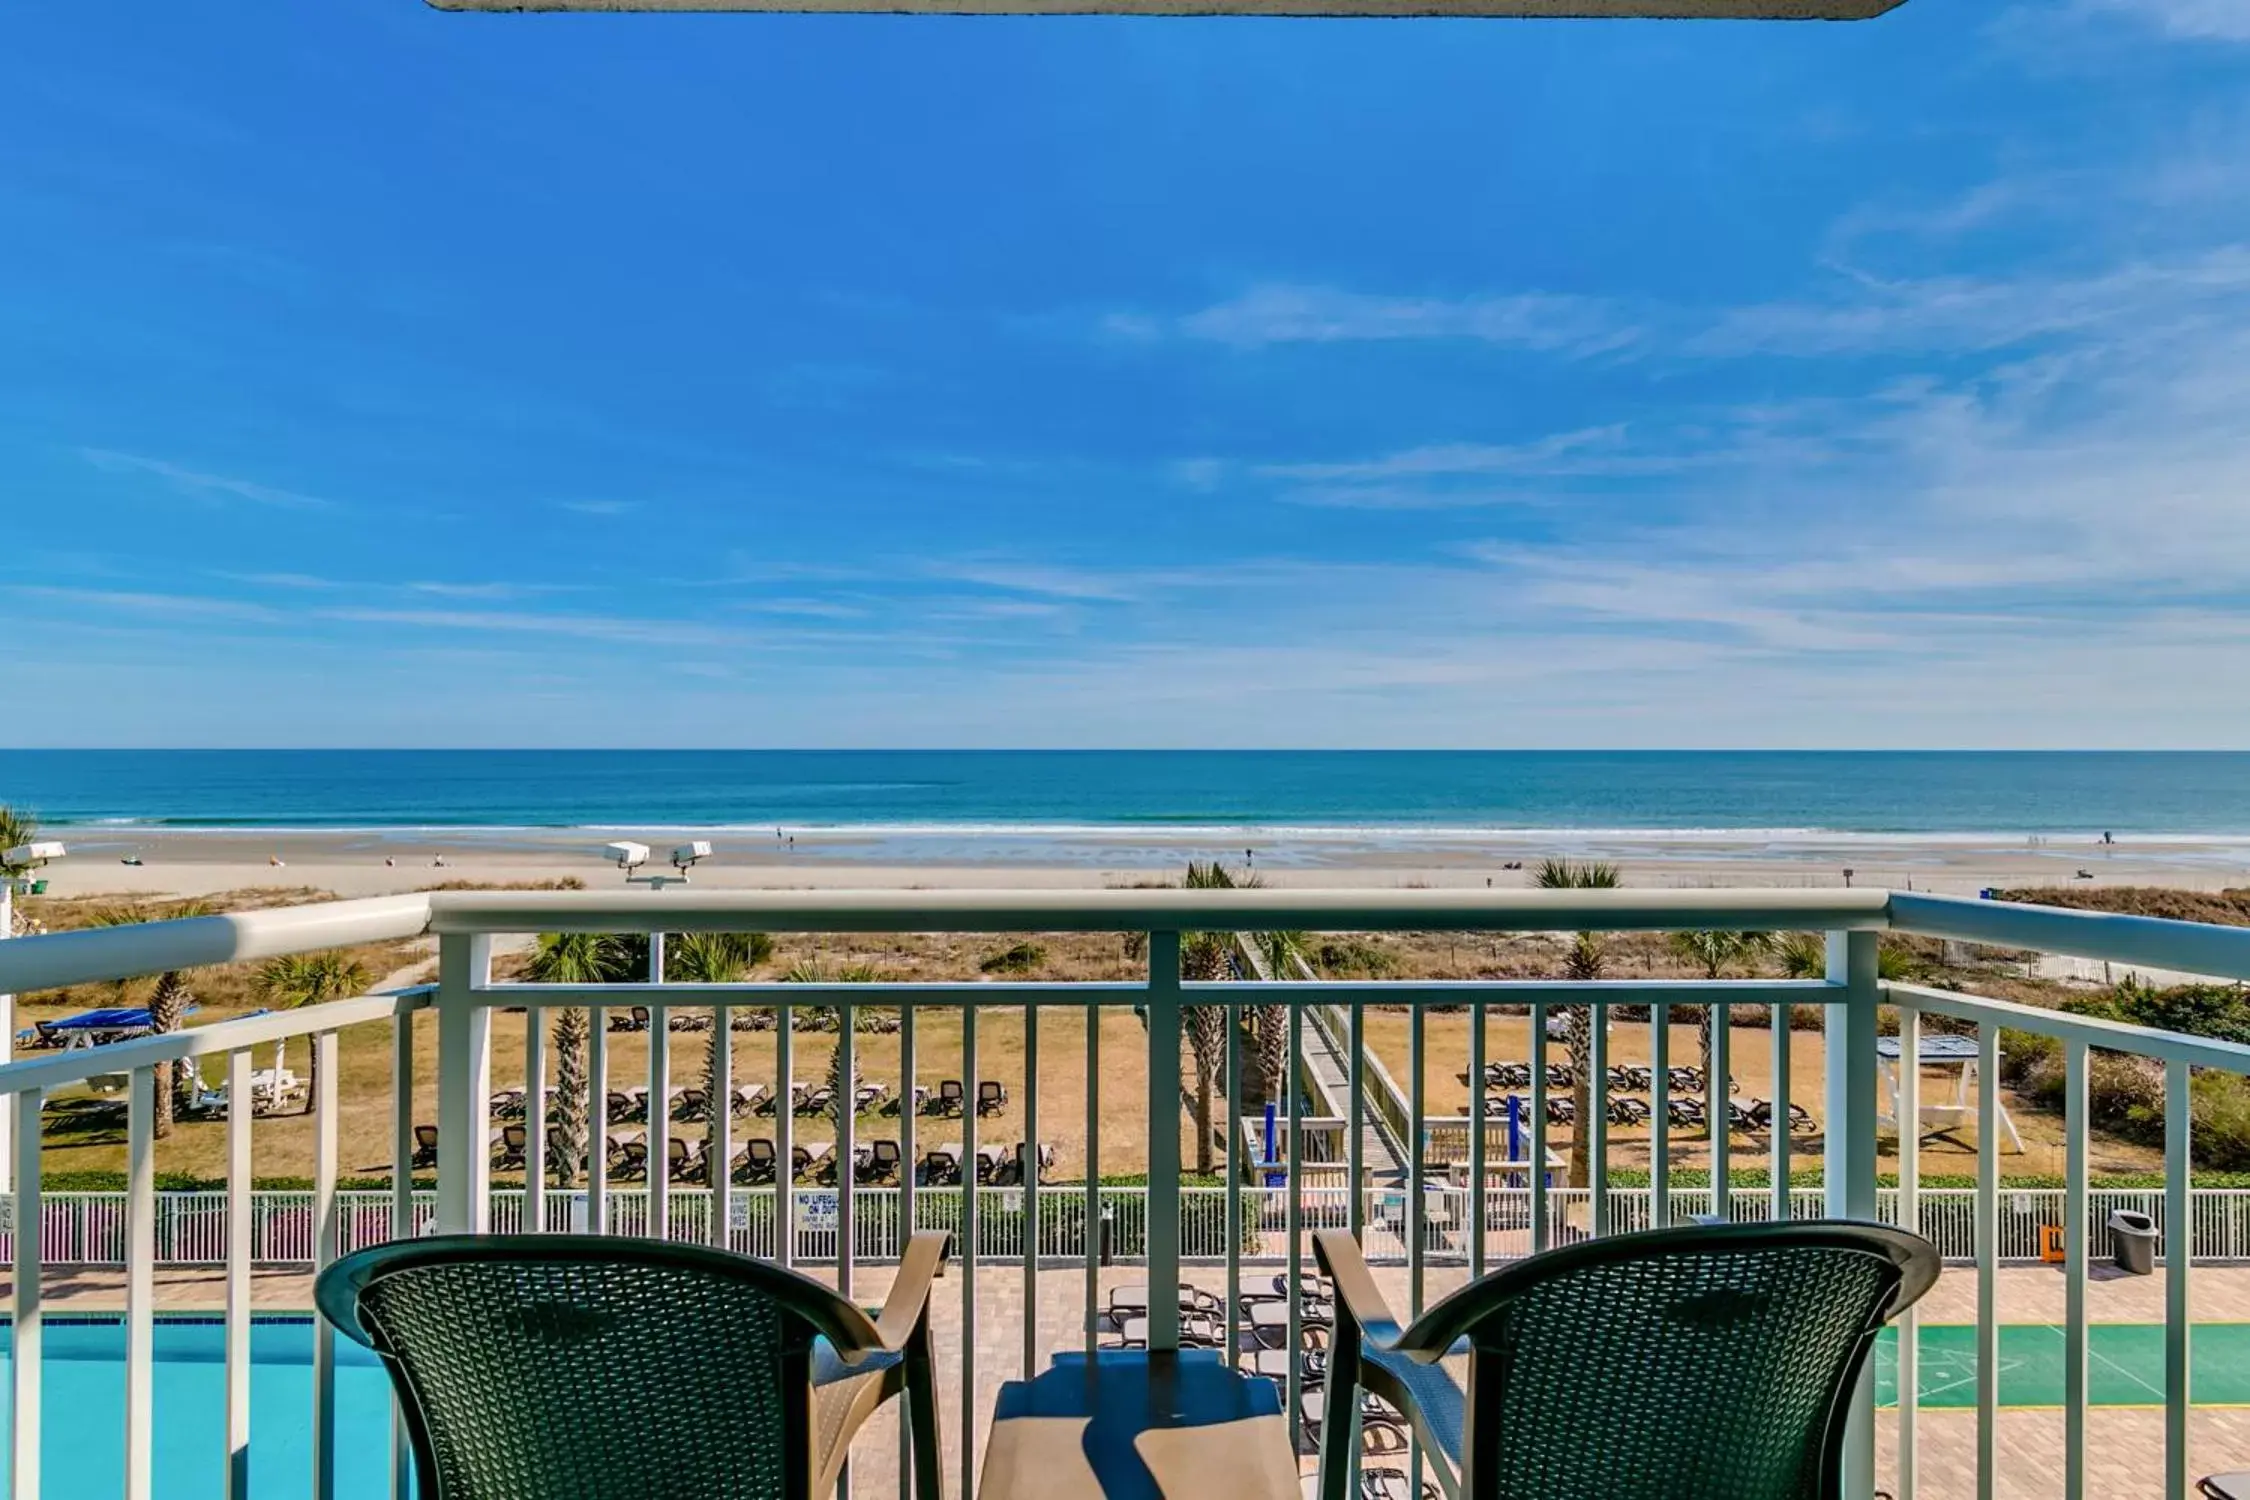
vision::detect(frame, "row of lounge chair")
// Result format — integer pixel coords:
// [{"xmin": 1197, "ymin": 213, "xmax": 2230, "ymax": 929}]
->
[
  {"xmin": 487, "ymin": 1078, "xmax": 1010, "ymax": 1127},
  {"xmin": 419, "ymin": 1121, "xmax": 1057, "ymax": 1190},
  {"xmin": 1464, "ymin": 1060, "xmax": 1735, "ymax": 1093},
  {"xmin": 603, "ymin": 1006, "xmax": 906, "ymax": 1035},
  {"xmin": 1478, "ymin": 1089, "xmax": 1817, "ymax": 1133}
]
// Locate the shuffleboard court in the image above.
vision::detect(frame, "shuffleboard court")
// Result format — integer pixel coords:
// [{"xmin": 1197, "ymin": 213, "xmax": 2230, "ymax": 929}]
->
[{"xmin": 1872, "ymin": 1323, "xmax": 2250, "ymax": 1408}]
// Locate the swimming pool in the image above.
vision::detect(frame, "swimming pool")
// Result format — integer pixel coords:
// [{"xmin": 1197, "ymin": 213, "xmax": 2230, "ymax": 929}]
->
[{"xmin": 0, "ymin": 1316, "xmax": 400, "ymax": 1499}]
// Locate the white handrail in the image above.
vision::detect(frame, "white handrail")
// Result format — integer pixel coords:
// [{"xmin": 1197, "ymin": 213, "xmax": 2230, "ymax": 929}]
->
[
  {"xmin": 422, "ymin": 885, "xmax": 1894, "ymax": 934},
  {"xmin": 0, "ymin": 894, "xmax": 431, "ymax": 995},
  {"xmin": 1889, "ymin": 890, "xmax": 2250, "ymax": 981},
  {"xmin": 0, "ymin": 987, "xmax": 435, "ymax": 1094},
  {"xmin": 1887, "ymin": 981, "xmax": 2250, "ymax": 1072},
  {"xmin": 6, "ymin": 884, "xmax": 2244, "ymax": 989}
]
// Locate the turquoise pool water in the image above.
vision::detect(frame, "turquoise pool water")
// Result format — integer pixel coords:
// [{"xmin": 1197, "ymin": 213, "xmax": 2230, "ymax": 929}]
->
[{"xmin": 0, "ymin": 1317, "xmax": 398, "ymax": 1499}]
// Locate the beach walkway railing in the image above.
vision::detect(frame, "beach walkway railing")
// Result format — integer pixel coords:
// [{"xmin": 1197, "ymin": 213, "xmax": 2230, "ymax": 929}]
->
[{"xmin": 2, "ymin": 885, "xmax": 2248, "ymax": 1500}]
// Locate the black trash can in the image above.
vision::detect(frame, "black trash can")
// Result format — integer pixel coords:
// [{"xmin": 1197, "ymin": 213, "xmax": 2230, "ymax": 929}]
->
[{"xmin": 2109, "ymin": 1209, "xmax": 2159, "ymax": 1275}]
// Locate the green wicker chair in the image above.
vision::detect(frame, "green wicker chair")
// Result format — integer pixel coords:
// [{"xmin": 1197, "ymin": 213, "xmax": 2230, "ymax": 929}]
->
[
  {"xmin": 316, "ymin": 1231, "xmax": 950, "ymax": 1500},
  {"xmin": 1311, "ymin": 1220, "xmax": 1938, "ymax": 1500}
]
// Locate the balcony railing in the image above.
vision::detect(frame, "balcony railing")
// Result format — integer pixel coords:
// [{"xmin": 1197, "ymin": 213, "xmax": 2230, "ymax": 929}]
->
[{"xmin": 1, "ymin": 886, "xmax": 2246, "ymax": 1500}]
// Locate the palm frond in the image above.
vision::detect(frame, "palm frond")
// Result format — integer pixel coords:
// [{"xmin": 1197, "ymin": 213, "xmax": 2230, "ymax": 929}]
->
[{"xmin": 1534, "ymin": 858, "xmax": 1620, "ymax": 890}]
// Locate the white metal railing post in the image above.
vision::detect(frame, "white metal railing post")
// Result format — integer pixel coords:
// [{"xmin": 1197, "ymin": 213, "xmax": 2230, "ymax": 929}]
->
[
  {"xmin": 1895, "ymin": 1006, "xmax": 1921, "ymax": 1500},
  {"xmin": 2063, "ymin": 1039, "xmax": 2088, "ymax": 1500},
  {"xmin": 1348, "ymin": 999, "xmax": 1365, "ymax": 1240},
  {"xmin": 1530, "ymin": 1002, "xmax": 1549, "ymax": 1252},
  {"xmin": 125, "ymin": 1065, "xmax": 157, "ymax": 1500},
  {"xmin": 435, "ymin": 932, "xmax": 494, "ymax": 1233},
  {"xmin": 1975, "ymin": 1023, "xmax": 1999, "ymax": 1500},
  {"xmin": 0, "ymin": 875, "xmax": 15, "ymax": 1196},
  {"xmin": 1021, "ymin": 999, "xmax": 1038, "ymax": 1377},
  {"xmin": 1146, "ymin": 930, "xmax": 1182, "ymax": 1351},
  {"xmin": 10, "ymin": 1084, "xmax": 41, "ymax": 1499},
  {"xmin": 2166, "ymin": 1057, "xmax": 2192, "ymax": 1499},
  {"xmin": 226, "ymin": 1048, "xmax": 253, "ymax": 1500},
  {"xmin": 709, "ymin": 1005, "xmax": 731, "ymax": 1251},
  {"xmin": 1224, "ymin": 993, "xmax": 1242, "ymax": 1367},
  {"xmin": 1710, "ymin": 1001, "xmax": 1730, "ymax": 1222},
  {"xmin": 1081, "ymin": 995, "xmax": 1098, "ymax": 1361},
  {"xmin": 312, "ymin": 1030, "xmax": 340, "ymax": 1500},
  {"xmin": 959, "ymin": 1003, "xmax": 980, "ymax": 1500},
  {"xmin": 523, "ymin": 1007, "xmax": 545, "ymax": 1237},
  {"xmin": 1825, "ymin": 930, "xmax": 1879, "ymax": 1500},
  {"xmin": 649, "ymin": 932, "xmax": 669, "ymax": 1244}
]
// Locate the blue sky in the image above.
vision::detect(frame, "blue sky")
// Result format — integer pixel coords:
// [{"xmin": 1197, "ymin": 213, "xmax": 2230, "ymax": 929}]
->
[{"xmin": 6, "ymin": 0, "xmax": 2249, "ymax": 748}]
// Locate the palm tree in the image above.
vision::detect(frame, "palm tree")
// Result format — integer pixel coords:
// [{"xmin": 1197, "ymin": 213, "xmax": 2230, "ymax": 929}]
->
[
  {"xmin": 83, "ymin": 900, "xmax": 213, "ymax": 1137},
  {"xmin": 1179, "ymin": 861, "xmax": 1237, "ymax": 1176},
  {"xmin": 1667, "ymin": 928, "xmax": 1772, "ymax": 1074},
  {"xmin": 781, "ymin": 959, "xmax": 871, "ymax": 1129},
  {"xmin": 253, "ymin": 952, "xmax": 373, "ymax": 1118},
  {"xmin": 522, "ymin": 932, "xmax": 634, "ymax": 1183},
  {"xmin": 0, "ymin": 805, "xmax": 37, "ymax": 906},
  {"xmin": 1668, "ymin": 928, "xmax": 1771, "ymax": 1149},
  {"xmin": 1774, "ymin": 933, "xmax": 1826, "ymax": 980},
  {"xmin": 669, "ymin": 931, "xmax": 768, "ymax": 1120},
  {"xmin": 1535, "ymin": 859, "xmax": 1619, "ymax": 1188},
  {"xmin": 1248, "ymin": 928, "xmax": 1308, "ymax": 1105}
]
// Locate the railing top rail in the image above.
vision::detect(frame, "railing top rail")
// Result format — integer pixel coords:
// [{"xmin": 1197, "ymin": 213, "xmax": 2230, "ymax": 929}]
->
[
  {"xmin": 424, "ymin": 886, "xmax": 1894, "ymax": 934},
  {"xmin": 0, "ymin": 893, "xmax": 432, "ymax": 995},
  {"xmin": 488, "ymin": 976, "xmax": 1839, "ymax": 1009},
  {"xmin": 1887, "ymin": 980, "xmax": 2250, "ymax": 1073},
  {"xmin": 0, "ymin": 985, "xmax": 435, "ymax": 1095},
  {"xmin": 1888, "ymin": 890, "xmax": 2250, "ymax": 982},
  {"xmin": 8, "ymin": 885, "xmax": 2249, "ymax": 999}
]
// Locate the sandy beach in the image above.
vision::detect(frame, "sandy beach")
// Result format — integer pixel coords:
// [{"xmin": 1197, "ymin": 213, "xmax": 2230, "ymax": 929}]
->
[{"xmin": 27, "ymin": 822, "xmax": 2249, "ymax": 902}]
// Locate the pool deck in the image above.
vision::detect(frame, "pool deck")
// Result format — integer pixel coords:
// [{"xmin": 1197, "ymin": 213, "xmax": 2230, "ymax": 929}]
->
[{"xmin": 9, "ymin": 1262, "xmax": 2249, "ymax": 1497}]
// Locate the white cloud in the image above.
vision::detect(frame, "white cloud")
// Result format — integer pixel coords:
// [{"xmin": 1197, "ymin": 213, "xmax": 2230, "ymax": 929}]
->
[
  {"xmin": 1689, "ymin": 248, "xmax": 2250, "ymax": 357},
  {"xmin": 1168, "ymin": 458, "xmax": 1225, "ymax": 491},
  {"xmin": 558, "ymin": 500, "xmax": 638, "ymax": 517},
  {"xmin": 4, "ymin": 585, "xmax": 282, "ymax": 621},
  {"xmin": 404, "ymin": 581, "xmax": 572, "ymax": 601},
  {"xmin": 224, "ymin": 571, "xmax": 343, "ymax": 590},
  {"xmin": 1258, "ymin": 427, "xmax": 1630, "ymax": 483},
  {"xmin": 79, "ymin": 449, "xmax": 337, "ymax": 510},
  {"xmin": 921, "ymin": 561, "xmax": 1150, "ymax": 602},
  {"xmin": 318, "ymin": 606, "xmax": 753, "ymax": 650},
  {"xmin": 1166, "ymin": 285, "xmax": 1638, "ymax": 356},
  {"xmin": 737, "ymin": 597, "xmax": 870, "ymax": 620},
  {"xmin": 2074, "ymin": 0, "xmax": 2250, "ymax": 42},
  {"xmin": 1279, "ymin": 485, "xmax": 1551, "ymax": 511}
]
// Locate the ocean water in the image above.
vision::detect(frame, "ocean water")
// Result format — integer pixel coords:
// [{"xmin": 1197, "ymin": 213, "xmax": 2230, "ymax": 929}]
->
[{"xmin": 3, "ymin": 750, "xmax": 2249, "ymax": 837}]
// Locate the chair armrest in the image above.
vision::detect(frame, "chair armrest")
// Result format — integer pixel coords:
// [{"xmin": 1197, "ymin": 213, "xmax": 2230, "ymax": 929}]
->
[
  {"xmin": 864, "ymin": 1230, "xmax": 952, "ymax": 1357},
  {"xmin": 1313, "ymin": 1230, "xmax": 1467, "ymax": 1364},
  {"xmin": 1311, "ymin": 1230, "xmax": 1404, "ymax": 1347}
]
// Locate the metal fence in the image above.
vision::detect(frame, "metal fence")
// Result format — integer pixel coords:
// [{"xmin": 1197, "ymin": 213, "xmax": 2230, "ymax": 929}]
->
[{"xmin": 12, "ymin": 1184, "xmax": 2246, "ymax": 1267}]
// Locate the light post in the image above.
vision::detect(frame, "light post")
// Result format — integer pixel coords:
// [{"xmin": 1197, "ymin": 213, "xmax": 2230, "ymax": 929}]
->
[{"xmin": 1, "ymin": 841, "xmax": 67, "ymax": 1194}]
